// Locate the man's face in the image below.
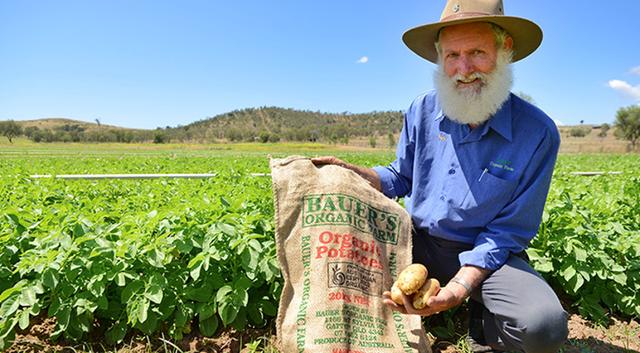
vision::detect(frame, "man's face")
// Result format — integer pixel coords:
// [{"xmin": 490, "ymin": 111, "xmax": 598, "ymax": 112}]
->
[
  {"xmin": 439, "ymin": 22, "xmax": 509, "ymax": 93},
  {"xmin": 433, "ymin": 22, "xmax": 514, "ymax": 125}
]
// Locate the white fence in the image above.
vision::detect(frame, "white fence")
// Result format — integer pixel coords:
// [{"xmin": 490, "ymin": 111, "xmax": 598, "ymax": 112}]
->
[{"xmin": 28, "ymin": 173, "xmax": 270, "ymax": 179}]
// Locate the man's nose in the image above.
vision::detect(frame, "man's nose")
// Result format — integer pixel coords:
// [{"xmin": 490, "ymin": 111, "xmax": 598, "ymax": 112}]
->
[{"xmin": 456, "ymin": 56, "xmax": 474, "ymax": 76}]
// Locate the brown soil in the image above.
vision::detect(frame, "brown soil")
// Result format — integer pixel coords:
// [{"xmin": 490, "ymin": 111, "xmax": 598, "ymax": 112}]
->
[
  {"xmin": 6, "ymin": 311, "xmax": 639, "ymax": 353},
  {"xmin": 6, "ymin": 316, "xmax": 278, "ymax": 353},
  {"xmin": 563, "ymin": 314, "xmax": 640, "ymax": 353},
  {"xmin": 430, "ymin": 313, "xmax": 640, "ymax": 353}
]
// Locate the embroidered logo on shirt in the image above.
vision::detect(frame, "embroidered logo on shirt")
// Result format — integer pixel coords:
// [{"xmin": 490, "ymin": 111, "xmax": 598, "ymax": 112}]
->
[
  {"xmin": 489, "ymin": 160, "xmax": 514, "ymax": 172},
  {"xmin": 438, "ymin": 133, "xmax": 447, "ymax": 141}
]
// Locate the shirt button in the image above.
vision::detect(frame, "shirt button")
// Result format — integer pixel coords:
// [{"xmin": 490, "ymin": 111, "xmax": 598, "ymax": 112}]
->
[
  {"xmin": 448, "ymin": 168, "xmax": 456, "ymax": 175},
  {"xmin": 439, "ymin": 195, "xmax": 445, "ymax": 201}
]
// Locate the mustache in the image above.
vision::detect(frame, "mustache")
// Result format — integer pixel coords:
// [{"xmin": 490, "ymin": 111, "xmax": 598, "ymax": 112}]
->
[{"xmin": 452, "ymin": 72, "xmax": 487, "ymax": 87}]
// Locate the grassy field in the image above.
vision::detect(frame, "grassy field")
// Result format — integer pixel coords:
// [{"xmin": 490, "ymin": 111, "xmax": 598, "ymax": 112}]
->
[{"xmin": 1, "ymin": 142, "xmax": 638, "ymax": 353}]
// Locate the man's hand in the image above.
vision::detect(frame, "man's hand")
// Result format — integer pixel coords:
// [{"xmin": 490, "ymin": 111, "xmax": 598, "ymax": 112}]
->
[
  {"xmin": 311, "ymin": 156, "xmax": 382, "ymax": 192},
  {"xmin": 382, "ymin": 283, "xmax": 466, "ymax": 316},
  {"xmin": 310, "ymin": 156, "xmax": 356, "ymax": 172},
  {"xmin": 310, "ymin": 156, "xmax": 348, "ymax": 167}
]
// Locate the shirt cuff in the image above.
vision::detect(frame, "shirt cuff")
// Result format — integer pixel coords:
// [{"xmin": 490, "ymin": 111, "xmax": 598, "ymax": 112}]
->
[
  {"xmin": 458, "ymin": 245, "xmax": 510, "ymax": 271},
  {"xmin": 372, "ymin": 166, "xmax": 398, "ymax": 198}
]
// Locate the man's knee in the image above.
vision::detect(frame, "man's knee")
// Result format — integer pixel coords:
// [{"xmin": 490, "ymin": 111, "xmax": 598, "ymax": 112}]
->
[{"xmin": 520, "ymin": 305, "xmax": 568, "ymax": 353}]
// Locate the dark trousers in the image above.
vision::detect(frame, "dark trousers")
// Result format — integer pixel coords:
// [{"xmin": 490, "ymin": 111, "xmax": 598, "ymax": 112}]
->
[{"xmin": 412, "ymin": 230, "xmax": 568, "ymax": 353}]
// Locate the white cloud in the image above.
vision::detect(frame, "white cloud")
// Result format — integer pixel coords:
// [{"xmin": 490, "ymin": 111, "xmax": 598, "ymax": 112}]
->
[
  {"xmin": 356, "ymin": 56, "xmax": 369, "ymax": 64},
  {"xmin": 630, "ymin": 66, "xmax": 640, "ymax": 75},
  {"xmin": 608, "ymin": 79, "xmax": 640, "ymax": 101}
]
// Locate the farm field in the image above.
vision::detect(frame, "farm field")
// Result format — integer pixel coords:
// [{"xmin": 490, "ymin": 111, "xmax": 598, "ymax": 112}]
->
[{"xmin": 1, "ymin": 143, "xmax": 639, "ymax": 353}]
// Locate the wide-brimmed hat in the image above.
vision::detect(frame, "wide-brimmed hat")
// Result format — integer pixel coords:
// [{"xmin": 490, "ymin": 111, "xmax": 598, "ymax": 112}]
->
[{"xmin": 402, "ymin": 0, "xmax": 542, "ymax": 63}]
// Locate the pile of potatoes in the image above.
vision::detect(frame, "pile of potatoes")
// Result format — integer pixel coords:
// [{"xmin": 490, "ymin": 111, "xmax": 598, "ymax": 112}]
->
[{"xmin": 390, "ymin": 264, "xmax": 440, "ymax": 310}]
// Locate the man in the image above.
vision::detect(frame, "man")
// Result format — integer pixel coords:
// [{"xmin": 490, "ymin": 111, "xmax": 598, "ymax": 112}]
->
[{"xmin": 313, "ymin": 1, "xmax": 568, "ymax": 352}]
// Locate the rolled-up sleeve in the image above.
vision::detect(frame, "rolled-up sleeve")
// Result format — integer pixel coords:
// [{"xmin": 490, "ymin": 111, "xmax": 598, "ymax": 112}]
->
[{"xmin": 458, "ymin": 127, "xmax": 560, "ymax": 270}]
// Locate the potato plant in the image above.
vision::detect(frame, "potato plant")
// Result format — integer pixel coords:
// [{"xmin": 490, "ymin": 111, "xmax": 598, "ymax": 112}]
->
[
  {"xmin": 0, "ymin": 151, "xmax": 639, "ymax": 349},
  {"xmin": 0, "ymin": 158, "xmax": 283, "ymax": 349},
  {"xmin": 529, "ymin": 155, "xmax": 640, "ymax": 323}
]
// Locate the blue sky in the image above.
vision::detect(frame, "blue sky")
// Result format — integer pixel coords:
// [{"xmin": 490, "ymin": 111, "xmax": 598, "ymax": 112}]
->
[{"xmin": 1, "ymin": 1, "xmax": 639, "ymax": 129}]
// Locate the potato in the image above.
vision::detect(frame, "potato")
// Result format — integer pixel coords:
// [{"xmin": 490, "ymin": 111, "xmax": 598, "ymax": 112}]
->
[
  {"xmin": 390, "ymin": 281, "xmax": 404, "ymax": 305},
  {"xmin": 397, "ymin": 264, "xmax": 428, "ymax": 295},
  {"xmin": 412, "ymin": 278, "xmax": 440, "ymax": 310}
]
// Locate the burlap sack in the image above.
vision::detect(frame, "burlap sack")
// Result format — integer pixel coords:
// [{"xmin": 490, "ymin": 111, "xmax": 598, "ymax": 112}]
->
[{"xmin": 271, "ymin": 156, "xmax": 430, "ymax": 353}]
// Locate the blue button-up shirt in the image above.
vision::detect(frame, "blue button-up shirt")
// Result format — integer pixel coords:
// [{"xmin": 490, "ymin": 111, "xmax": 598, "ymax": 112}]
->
[{"xmin": 373, "ymin": 91, "xmax": 560, "ymax": 270}]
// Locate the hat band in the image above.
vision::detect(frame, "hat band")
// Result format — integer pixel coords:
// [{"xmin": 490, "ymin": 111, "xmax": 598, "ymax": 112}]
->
[{"xmin": 440, "ymin": 12, "xmax": 493, "ymax": 22}]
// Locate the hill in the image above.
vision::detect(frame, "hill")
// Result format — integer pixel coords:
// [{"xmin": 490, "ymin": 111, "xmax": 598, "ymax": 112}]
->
[
  {"xmin": 169, "ymin": 108, "xmax": 629, "ymax": 152},
  {"xmin": 3, "ymin": 111, "xmax": 632, "ymax": 152},
  {"xmin": 166, "ymin": 107, "xmax": 404, "ymax": 143},
  {"xmin": 11, "ymin": 118, "xmax": 151, "ymax": 143},
  {"xmin": 6, "ymin": 108, "xmax": 405, "ymax": 144},
  {"xmin": 16, "ymin": 118, "xmax": 137, "ymax": 132}
]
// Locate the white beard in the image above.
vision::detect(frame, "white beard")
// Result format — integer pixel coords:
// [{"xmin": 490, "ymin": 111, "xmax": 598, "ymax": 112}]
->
[{"xmin": 434, "ymin": 49, "xmax": 513, "ymax": 125}]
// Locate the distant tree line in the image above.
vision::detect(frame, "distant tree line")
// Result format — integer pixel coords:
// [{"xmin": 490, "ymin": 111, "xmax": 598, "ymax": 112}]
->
[
  {"xmin": 21, "ymin": 124, "xmax": 155, "ymax": 143},
  {"xmin": 177, "ymin": 107, "xmax": 405, "ymax": 144},
  {"xmin": 0, "ymin": 121, "xmax": 158, "ymax": 143},
  {"xmin": 2, "ymin": 105, "xmax": 639, "ymax": 150},
  {"xmin": 0, "ymin": 108, "xmax": 406, "ymax": 144}
]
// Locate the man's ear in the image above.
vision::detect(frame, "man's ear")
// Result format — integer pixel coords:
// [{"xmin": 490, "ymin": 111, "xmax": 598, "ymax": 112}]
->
[{"xmin": 504, "ymin": 36, "xmax": 514, "ymax": 50}]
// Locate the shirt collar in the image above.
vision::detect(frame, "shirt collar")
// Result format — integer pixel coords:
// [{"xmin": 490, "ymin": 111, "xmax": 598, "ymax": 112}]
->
[
  {"xmin": 434, "ymin": 92, "xmax": 513, "ymax": 142},
  {"xmin": 484, "ymin": 93, "xmax": 513, "ymax": 142},
  {"xmin": 434, "ymin": 105, "xmax": 446, "ymax": 122}
]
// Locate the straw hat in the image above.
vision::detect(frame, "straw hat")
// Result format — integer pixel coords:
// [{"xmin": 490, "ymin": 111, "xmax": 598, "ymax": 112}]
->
[{"xmin": 402, "ymin": 0, "xmax": 542, "ymax": 63}]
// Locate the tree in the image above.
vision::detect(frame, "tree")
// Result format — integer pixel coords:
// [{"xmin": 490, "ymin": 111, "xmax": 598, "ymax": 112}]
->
[
  {"xmin": 226, "ymin": 128, "xmax": 244, "ymax": 142},
  {"xmin": 369, "ymin": 135, "xmax": 377, "ymax": 148},
  {"xmin": 153, "ymin": 132, "xmax": 169, "ymax": 144},
  {"xmin": 269, "ymin": 133, "xmax": 280, "ymax": 143},
  {"xmin": 387, "ymin": 132, "xmax": 396, "ymax": 149},
  {"xmin": 258, "ymin": 130, "xmax": 270, "ymax": 143},
  {"xmin": 598, "ymin": 123, "xmax": 610, "ymax": 139},
  {"xmin": 0, "ymin": 120, "xmax": 23, "ymax": 143},
  {"xmin": 614, "ymin": 105, "xmax": 640, "ymax": 151},
  {"xmin": 24, "ymin": 126, "xmax": 40, "ymax": 139},
  {"xmin": 569, "ymin": 126, "xmax": 590, "ymax": 138}
]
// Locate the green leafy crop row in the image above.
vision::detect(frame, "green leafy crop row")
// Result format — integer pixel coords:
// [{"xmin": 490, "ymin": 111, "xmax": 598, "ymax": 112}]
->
[
  {"xmin": 0, "ymin": 164, "xmax": 283, "ymax": 349},
  {"xmin": 529, "ymin": 156, "xmax": 640, "ymax": 323},
  {"xmin": 1, "ymin": 152, "xmax": 638, "ymax": 349}
]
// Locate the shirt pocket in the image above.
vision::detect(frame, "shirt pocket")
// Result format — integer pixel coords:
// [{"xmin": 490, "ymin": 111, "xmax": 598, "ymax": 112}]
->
[{"xmin": 454, "ymin": 170, "xmax": 518, "ymax": 223}]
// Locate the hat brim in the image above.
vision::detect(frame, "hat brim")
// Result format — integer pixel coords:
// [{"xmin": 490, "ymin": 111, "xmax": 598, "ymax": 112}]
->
[{"xmin": 402, "ymin": 15, "xmax": 542, "ymax": 63}]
